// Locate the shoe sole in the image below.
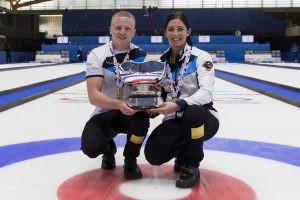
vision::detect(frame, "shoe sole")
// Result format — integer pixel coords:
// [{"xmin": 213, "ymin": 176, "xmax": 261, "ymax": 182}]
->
[
  {"xmin": 124, "ymin": 173, "xmax": 142, "ymax": 180},
  {"xmin": 124, "ymin": 166, "xmax": 143, "ymax": 180},
  {"xmin": 101, "ymin": 163, "xmax": 116, "ymax": 170}
]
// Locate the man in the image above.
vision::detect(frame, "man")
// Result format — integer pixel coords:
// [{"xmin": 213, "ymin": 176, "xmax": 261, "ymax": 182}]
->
[
  {"xmin": 234, "ymin": 28, "xmax": 241, "ymax": 36},
  {"xmin": 290, "ymin": 43, "xmax": 299, "ymax": 53},
  {"xmin": 77, "ymin": 47, "xmax": 83, "ymax": 62},
  {"xmin": 81, "ymin": 11, "xmax": 149, "ymax": 179},
  {"xmin": 5, "ymin": 44, "xmax": 11, "ymax": 63}
]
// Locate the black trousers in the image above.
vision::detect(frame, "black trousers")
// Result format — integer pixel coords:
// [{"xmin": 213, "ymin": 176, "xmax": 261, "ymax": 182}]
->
[
  {"xmin": 6, "ymin": 56, "xmax": 11, "ymax": 63},
  {"xmin": 81, "ymin": 110, "xmax": 149, "ymax": 160},
  {"xmin": 145, "ymin": 105, "xmax": 219, "ymax": 167}
]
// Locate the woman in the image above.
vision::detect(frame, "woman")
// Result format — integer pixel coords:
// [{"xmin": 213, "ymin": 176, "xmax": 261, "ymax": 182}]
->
[{"xmin": 144, "ymin": 12, "xmax": 219, "ymax": 188}]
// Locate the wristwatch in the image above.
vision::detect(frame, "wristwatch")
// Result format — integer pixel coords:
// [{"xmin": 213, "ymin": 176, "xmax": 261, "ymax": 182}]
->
[{"xmin": 172, "ymin": 99, "xmax": 188, "ymax": 112}]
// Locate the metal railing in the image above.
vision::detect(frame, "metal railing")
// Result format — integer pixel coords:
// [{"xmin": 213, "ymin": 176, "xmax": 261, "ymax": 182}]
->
[{"xmin": 18, "ymin": 0, "xmax": 300, "ymax": 10}]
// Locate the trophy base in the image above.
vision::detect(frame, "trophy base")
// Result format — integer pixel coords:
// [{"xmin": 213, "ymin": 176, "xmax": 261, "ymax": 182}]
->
[{"xmin": 129, "ymin": 96, "xmax": 157, "ymax": 110}]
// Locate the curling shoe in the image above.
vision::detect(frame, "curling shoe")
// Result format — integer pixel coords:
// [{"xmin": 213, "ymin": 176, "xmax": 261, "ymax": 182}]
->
[
  {"xmin": 101, "ymin": 140, "xmax": 117, "ymax": 170},
  {"xmin": 176, "ymin": 165, "xmax": 200, "ymax": 188},
  {"xmin": 174, "ymin": 157, "xmax": 184, "ymax": 172},
  {"xmin": 123, "ymin": 158, "xmax": 142, "ymax": 180}
]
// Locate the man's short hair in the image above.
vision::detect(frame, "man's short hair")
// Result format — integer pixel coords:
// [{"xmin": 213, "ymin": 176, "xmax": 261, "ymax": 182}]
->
[{"xmin": 111, "ymin": 11, "xmax": 136, "ymax": 25}]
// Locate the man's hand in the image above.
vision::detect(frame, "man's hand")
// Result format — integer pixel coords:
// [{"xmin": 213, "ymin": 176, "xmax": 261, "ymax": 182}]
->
[{"xmin": 117, "ymin": 100, "xmax": 137, "ymax": 115}]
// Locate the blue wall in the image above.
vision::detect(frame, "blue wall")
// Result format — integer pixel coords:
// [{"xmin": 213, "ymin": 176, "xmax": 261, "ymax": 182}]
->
[
  {"xmin": 42, "ymin": 44, "xmax": 93, "ymax": 62},
  {"xmin": 281, "ymin": 52, "xmax": 300, "ymax": 62},
  {"xmin": 66, "ymin": 35, "xmax": 246, "ymax": 45},
  {"xmin": 0, "ymin": 52, "xmax": 5, "ymax": 64},
  {"xmin": 63, "ymin": 9, "xmax": 285, "ymax": 35},
  {"xmin": 0, "ymin": 51, "xmax": 35, "ymax": 64},
  {"xmin": 42, "ymin": 35, "xmax": 270, "ymax": 62},
  {"xmin": 138, "ymin": 43, "xmax": 270, "ymax": 62}
]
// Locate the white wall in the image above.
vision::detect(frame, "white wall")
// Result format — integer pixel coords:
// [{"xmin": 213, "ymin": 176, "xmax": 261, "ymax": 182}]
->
[
  {"xmin": 285, "ymin": 26, "xmax": 300, "ymax": 37},
  {"xmin": 39, "ymin": 15, "xmax": 63, "ymax": 39}
]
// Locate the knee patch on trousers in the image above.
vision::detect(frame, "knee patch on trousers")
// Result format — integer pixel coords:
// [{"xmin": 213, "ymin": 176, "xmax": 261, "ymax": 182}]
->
[
  {"xmin": 191, "ymin": 125, "xmax": 204, "ymax": 139},
  {"xmin": 130, "ymin": 134, "xmax": 145, "ymax": 144}
]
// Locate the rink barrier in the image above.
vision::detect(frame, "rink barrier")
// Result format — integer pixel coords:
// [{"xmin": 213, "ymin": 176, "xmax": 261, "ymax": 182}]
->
[
  {"xmin": 215, "ymin": 70, "xmax": 300, "ymax": 107},
  {"xmin": 0, "ymin": 72, "xmax": 85, "ymax": 112}
]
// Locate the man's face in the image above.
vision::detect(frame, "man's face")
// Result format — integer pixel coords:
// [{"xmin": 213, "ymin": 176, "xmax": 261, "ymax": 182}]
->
[{"xmin": 110, "ymin": 16, "xmax": 136, "ymax": 49}]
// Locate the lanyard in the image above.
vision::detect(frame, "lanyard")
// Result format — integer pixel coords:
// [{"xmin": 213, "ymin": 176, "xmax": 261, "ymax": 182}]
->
[
  {"xmin": 109, "ymin": 42, "xmax": 131, "ymax": 98},
  {"xmin": 166, "ymin": 45, "xmax": 192, "ymax": 99}
]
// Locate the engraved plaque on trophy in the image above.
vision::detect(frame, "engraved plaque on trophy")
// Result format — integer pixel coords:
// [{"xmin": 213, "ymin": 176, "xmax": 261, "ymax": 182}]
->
[{"xmin": 119, "ymin": 61, "xmax": 166, "ymax": 110}]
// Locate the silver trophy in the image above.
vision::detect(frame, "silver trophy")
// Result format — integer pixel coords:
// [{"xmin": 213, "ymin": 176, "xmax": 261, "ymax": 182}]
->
[{"xmin": 119, "ymin": 61, "xmax": 166, "ymax": 110}]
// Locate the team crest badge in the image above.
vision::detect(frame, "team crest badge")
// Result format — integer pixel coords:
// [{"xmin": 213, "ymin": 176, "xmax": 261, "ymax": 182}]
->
[{"xmin": 203, "ymin": 61, "xmax": 213, "ymax": 71}]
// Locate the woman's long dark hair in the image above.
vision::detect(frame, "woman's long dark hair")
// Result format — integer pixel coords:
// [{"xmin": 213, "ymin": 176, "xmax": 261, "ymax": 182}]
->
[{"xmin": 164, "ymin": 12, "xmax": 193, "ymax": 46}]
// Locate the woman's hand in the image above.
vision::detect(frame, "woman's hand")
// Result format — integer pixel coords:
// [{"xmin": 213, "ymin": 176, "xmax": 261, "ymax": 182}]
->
[{"xmin": 149, "ymin": 102, "xmax": 180, "ymax": 115}]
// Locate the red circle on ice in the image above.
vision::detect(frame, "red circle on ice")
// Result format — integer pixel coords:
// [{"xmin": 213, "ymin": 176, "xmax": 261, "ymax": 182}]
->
[{"xmin": 57, "ymin": 164, "xmax": 256, "ymax": 200}]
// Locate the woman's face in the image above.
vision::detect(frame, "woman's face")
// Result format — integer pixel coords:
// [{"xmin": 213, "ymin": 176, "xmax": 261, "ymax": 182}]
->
[{"xmin": 165, "ymin": 19, "xmax": 191, "ymax": 50}]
